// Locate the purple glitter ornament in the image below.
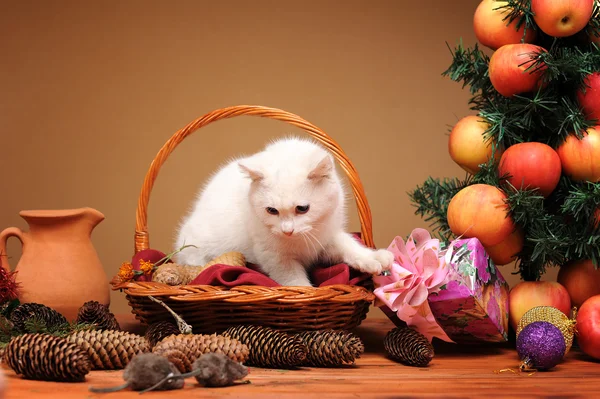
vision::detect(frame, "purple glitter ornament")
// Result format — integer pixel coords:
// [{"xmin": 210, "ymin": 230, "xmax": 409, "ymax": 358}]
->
[{"xmin": 516, "ymin": 321, "xmax": 566, "ymax": 371}]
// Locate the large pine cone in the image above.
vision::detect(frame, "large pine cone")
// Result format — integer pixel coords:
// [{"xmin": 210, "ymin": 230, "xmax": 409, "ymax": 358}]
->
[
  {"xmin": 296, "ymin": 329, "xmax": 364, "ymax": 367},
  {"xmin": 9, "ymin": 303, "xmax": 68, "ymax": 333},
  {"xmin": 65, "ymin": 329, "xmax": 150, "ymax": 370},
  {"xmin": 223, "ymin": 325, "xmax": 308, "ymax": 369},
  {"xmin": 76, "ymin": 301, "xmax": 120, "ymax": 331},
  {"xmin": 152, "ymin": 333, "xmax": 249, "ymax": 373},
  {"xmin": 145, "ymin": 320, "xmax": 180, "ymax": 348},
  {"xmin": 4, "ymin": 333, "xmax": 91, "ymax": 381},
  {"xmin": 384, "ymin": 326, "xmax": 434, "ymax": 367}
]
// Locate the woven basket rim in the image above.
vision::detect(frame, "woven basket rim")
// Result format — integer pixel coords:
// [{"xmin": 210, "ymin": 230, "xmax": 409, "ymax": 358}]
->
[{"xmin": 112, "ymin": 281, "xmax": 376, "ymax": 303}]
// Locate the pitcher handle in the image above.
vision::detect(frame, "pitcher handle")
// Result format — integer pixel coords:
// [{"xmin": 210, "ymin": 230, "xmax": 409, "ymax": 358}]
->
[{"xmin": 0, "ymin": 227, "xmax": 24, "ymax": 272}]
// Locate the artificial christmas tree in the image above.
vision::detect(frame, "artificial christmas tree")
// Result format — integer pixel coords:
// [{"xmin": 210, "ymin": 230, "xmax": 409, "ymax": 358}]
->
[{"xmin": 410, "ymin": 0, "xmax": 600, "ymax": 282}]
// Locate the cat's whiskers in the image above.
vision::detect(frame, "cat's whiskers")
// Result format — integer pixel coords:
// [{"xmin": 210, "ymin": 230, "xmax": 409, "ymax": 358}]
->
[
  {"xmin": 305, "ymin": 230, "xmax": 326, "ymax": 253},
  {"xmin": 300, "ymin": 231, "xmax": 319, "ymax": 259}
]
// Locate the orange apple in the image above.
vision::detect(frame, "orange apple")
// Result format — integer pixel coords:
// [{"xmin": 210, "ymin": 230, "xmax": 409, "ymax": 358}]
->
[
  {"xmin": 576, "ymin": 72, "xmax": 600, "ymax": 123},
  {"xmin": 531, "ymin": 0, "xmax": 595, "ymax": 37},
  {"xmin": 556, "ymin": 126, "xmax": 600, "ymax": 182},
  {"xmin": 473, "ymin": 0, "xmax": 537, "ymax": 50},
  {"xmin": 484, "ymin": 227, "xmax": 524, "ymax": 265},
  {"xmin": 509, "ymin": 281, "xmax": 572, "ymax": 330},
  {"xmin": 557, "ymin": 259, "xmax": 600, "ymax": 308},
  {"xmin": 489, "ymin": 43, "xmax": 548, "ymax": 97},
  {"xmin": 498, "ymin": 142, "xmax": 562, "ymax": 197},
  {"xmin": 576, "ymin": 294, "xmax": 600, "ymax": 360},
  {"xmin": 447, "ymin": 183, "xmax": 515, "ymax": 246},
  {"xmin": 448, "ymin": 115, "xmax": 503, "ymax": 175}
]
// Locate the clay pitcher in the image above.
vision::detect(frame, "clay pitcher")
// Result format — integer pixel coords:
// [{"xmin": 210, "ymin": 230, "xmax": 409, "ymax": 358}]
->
[{"xmin": 0, "ymin": 207, "xmax": 110, "ymax": 321}]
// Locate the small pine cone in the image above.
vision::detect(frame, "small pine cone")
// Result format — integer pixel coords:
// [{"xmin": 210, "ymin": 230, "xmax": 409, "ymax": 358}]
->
[
  {"xmin": 76, "ymin": 301, "xmax": 120, "ymax": 331},
  {"xmin": 145, "ymin": 320, "xmax": 180, "ymax": 347},
  {"xmin": 296, "ymin": 330, "xmax": 364, "ymax": 367},
  {"xmin": 4, "ymin": 333, "xmax": 91, "ymax": 381},
  {"xmin": 9, "ymin": 302, "xmax": 68, "ymax": 333},
  {"xmin": 384, "ymin": 326, "xmax": 434, "ymax": 367},
  {"xmin": 152, "ymin": 263, "xmax": 203, "ymax": 285},
  {"xmin": 153, "ymin": 252, "xmax": 247, "ymax": 285},
  {"xmin": 65, "ymin": 329, "xmax": 150, "ymax": 370},
  {"xmin": 223, "ymin": 325, "xmax": 308, "ymax": 369},
  {"xmin": 152, "ymin": 333, "xmax": 249, "ymax": 373}
]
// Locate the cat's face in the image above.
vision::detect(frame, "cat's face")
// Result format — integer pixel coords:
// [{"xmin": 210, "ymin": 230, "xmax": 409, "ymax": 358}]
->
[{"xmin": 239, "ymin": 147, "xmax": 342, "ymax": 239}]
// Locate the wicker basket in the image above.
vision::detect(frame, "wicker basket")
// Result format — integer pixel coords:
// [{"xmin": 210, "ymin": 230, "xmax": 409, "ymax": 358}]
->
[{"xmin": 112, "ymin": 105, "xmax": 379, "ymax": 333}]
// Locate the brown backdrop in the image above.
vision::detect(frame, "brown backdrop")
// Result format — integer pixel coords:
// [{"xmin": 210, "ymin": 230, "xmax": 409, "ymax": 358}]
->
[{"xmin": 0, "ymin": 0, "xmax": 558, "ymax": 318}]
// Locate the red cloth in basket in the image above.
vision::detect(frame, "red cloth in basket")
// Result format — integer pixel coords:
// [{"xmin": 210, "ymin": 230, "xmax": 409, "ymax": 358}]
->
[{"xmin": 132, "ymin": 234, "xmax": 371, "ymax": 287}]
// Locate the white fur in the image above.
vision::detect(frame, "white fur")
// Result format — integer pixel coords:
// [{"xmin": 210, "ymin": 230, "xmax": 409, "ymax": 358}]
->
[{"xmin": 173, "ymin": 136, "xmax": 393, "ymax": 286}]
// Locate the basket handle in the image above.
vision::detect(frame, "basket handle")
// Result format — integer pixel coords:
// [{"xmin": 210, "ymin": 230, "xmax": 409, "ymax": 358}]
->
[{"xmin": 134, "ymin": 105, "xmax": 374, "ymax": 253}]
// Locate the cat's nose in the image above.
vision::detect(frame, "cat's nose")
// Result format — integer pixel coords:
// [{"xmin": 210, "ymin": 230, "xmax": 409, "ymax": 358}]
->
[{"xmin": 283, "ymin": 230, "xmax": 294, "ymax": 236}]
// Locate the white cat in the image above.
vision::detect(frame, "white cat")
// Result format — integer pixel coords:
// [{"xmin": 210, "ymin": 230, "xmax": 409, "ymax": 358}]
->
[{"xmin": 173, "ymin": 136, "xmax": 394, "ymax": 286}]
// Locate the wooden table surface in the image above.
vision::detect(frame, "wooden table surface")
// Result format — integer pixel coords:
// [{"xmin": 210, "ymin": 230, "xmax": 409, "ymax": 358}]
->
[{"xmin": 2, "ymin": 314, "xmax": 599, "ymax": 398}]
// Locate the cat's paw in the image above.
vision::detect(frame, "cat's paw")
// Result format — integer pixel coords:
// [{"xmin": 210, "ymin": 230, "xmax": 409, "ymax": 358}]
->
[
  {"xmin": 350, "ymin": 249, "xmax": 393, "ymax": 275},
  {"xmin": 374, "ymin": 249, "xmax": 394, "ymax": 271}
]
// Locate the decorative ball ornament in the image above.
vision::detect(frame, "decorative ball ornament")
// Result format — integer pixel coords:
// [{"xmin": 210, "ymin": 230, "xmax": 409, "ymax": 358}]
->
[
  {"xmin": 516, "ymin": 321, "xmax": 566, "ymax": 371},
  {"xmin": 516, "ymin": 306, "xmax": 576, "ymax": 356}
]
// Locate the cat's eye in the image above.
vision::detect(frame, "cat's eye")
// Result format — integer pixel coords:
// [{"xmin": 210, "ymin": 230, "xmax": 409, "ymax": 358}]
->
[
  {"xmin": 266, "ymin": 207, "xmax": 279, "ymax": 215},
  {"xmin": 295, "ymin": 205, "xmax": 310, "ymax": 214}
]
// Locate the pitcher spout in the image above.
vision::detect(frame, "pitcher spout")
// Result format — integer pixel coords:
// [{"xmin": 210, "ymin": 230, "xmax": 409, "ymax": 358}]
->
[{"xmin": 81, "ymin": 207, "xmax": 105, "ymax": 227}]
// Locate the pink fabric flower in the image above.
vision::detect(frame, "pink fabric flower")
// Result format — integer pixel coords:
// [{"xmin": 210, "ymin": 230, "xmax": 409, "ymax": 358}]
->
[{"xmin": 373, "ymin": 228, "xmax": 454, "ymax": 343}]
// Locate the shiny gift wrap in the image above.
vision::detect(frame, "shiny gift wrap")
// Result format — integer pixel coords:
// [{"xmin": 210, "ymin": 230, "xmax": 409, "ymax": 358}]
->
[
  {"xmin": 374, "ymin": 232, "xmax": 510, "ymax": 344},
  {"xmin": 427, "ymin": 238, "xmax": 510, "ymax": 343}
]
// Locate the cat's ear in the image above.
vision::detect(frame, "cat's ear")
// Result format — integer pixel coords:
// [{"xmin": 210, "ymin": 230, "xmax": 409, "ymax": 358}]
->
[
  {"xmin": 238, "ymin": 160, "xmax": 264, "ymax": 182},
  {"xmin": 308, "ymin": 155, "xmax": 333, "ymax": 181}
]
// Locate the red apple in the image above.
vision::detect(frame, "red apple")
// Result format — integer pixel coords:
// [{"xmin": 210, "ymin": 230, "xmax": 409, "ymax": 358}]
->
[
  {"xmin": 489, "ymin": 43, "xmax": 548, "ymax": 97},
  {"xmin": 576, "ymin": 294, "xmax": 600, "ymax": 360},
  {"xmin": 531, "ymin": 0, "xmax": 594, "ymax": 37},
  {"xmin": 594, "ymin": 207, "xmax": 600, "ymax": 228},
  {"xmin": 509, "ymin": 281, "xmax": 572, "ymax": 330},
  {"xmin": 557, "ymin": 259, "xmax": 600, "ymax": 308},
  {"xmin": 577, "ymin": 72, "xmax": 600, "ymax": 123},
  {"xmin": 498, "ymin": 142, "xmax": 562, "ymax": 197},
  {"xmin": 474, "ymin": 0, "xmax": 537, "ymax": 50},
  {"xmin": 447, "ymin": 183, "xmax": 515, "ymax": 246},
  {"xmin": 484, "ymin": 227, "xmax": 524, "ymax": 265},
  {"xmin": 448, "ymin": 115, "xmax": 503, "ymax": 175},
  {"xmin": 556, "ymin": 126, "xmax": 600, "ymax": 182}
]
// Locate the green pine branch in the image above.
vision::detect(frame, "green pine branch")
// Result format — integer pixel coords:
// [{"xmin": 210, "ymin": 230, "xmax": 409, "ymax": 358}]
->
[
  {"xmin": 441, "ymin": 40, "xmax": 494, "ymax": 96},
  {"xmin": 408, "ymin": 176, "xmax": 470, "ymax": 241},
  {"xmin": 497, "ymin": 0, "xmax": 536, "ymax": 33},
  {"xmin": 585, "ymin": 1, "xmax": 600, "ymax": 40}
]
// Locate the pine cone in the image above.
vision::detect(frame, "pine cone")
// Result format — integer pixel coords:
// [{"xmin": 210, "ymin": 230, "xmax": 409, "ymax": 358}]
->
[
  {"xmin": 296, "ymin": 330, "xmax": 364, "ymax": 367},
  {"xmin": 4, "ymin": 333, "xmax": 91, "ymax": 381},
  {"xmin": 65, "ymin": 329, "xmax": 150, "ymax": 370},
  {"xmin": 152, "ymin": 333, "xmax": 249, "ymax": 373},
  {"xmin": 223, "ymin": 325, "xmax": 308, "ymax": 369},
  {"xmin": 152, "ymin": 263, "xmax": 203, "ymax": 285},
  {"xmin": 9, "ymin": 302, "xmax": 68, "ymax": 333},
  {"xmin": 76, "ymin": 301, "xmax": 120, "ymax": 331},
  {"xmin": 384, "ymin": 326, "xmax": 434, "ymax": 367},
  {"xmin": 145, "ymin": 320, "xmax": 181, "ymax": 348},
  {"xmin": 152, "ymin": 252, "xmax": 246, "ymax": 285}
]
